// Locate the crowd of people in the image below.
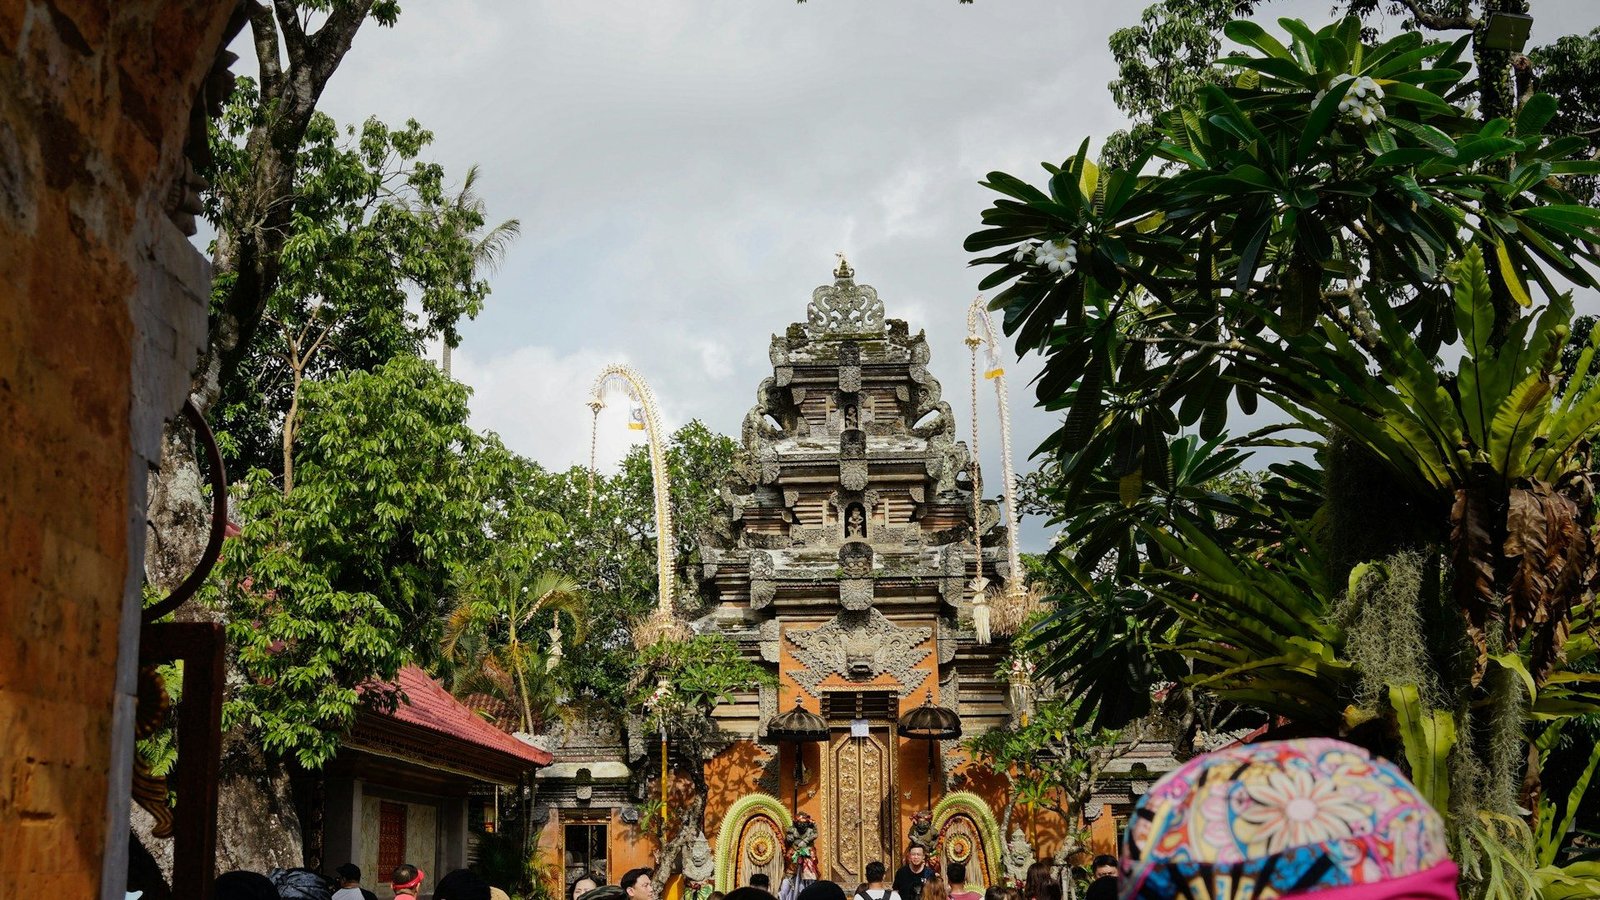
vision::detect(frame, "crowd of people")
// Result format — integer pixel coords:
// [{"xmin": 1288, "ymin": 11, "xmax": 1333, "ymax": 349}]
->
[
  {"xmin": 210, "ymin": 862, "xmax": 510, "ymax": 900},
  {"xmin": 558, "ymin": 847, "xmax": 1110, "ymax": 900},
  {"xmin": 202, "ymin": 738, "xmax": 1456, "ymax": 900}
]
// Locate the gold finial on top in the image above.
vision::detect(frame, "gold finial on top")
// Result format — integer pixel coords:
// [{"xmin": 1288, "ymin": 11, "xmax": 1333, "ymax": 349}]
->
[{"xmin": 834, "ymin": 251, "xmax": 854, "ymax": 280}]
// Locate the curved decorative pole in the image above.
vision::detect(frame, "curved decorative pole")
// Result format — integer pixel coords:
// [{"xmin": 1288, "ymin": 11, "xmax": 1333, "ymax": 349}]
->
[
  {"xmin": 966, "ymin": 296, "xmax": 1027, "ymax": 641},
  {"xmin": 587, "ymin": 364, "xmax": 685, "ymax": 648}
]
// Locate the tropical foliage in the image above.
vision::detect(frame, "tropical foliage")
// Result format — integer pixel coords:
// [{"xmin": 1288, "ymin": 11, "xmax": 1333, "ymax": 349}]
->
[
  {"xmin": 220, "ymin": 356, "xmax": 491, "ymax": 767},
  {"xmin": 973, "ymin": 16, "xmax": 1600, "ymax": 898},
  {"xmin": 966, "ymin": 688, "xmax": 1146, "ymax": 866},
  {"xmin": 630, "ymin": 634, "xmax": 773, "ymax": 883}
]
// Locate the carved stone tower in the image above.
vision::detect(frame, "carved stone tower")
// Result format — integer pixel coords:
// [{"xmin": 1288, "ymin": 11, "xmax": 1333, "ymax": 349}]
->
[{"xmin": 699, "ymin": 260, "xmax": 1015, "ymax": 887}]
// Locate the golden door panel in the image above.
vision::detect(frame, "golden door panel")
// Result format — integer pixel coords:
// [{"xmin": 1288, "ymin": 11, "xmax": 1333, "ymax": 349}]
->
[{"xmin": 826, "ymin": 729, "xmax": 891, "ymax": 885}]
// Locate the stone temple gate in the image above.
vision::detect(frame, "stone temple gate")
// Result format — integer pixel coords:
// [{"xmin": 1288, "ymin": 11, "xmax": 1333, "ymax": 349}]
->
[{"xmin": 536, "ymin": 261, "xmax": 1019, "ymax": 892}]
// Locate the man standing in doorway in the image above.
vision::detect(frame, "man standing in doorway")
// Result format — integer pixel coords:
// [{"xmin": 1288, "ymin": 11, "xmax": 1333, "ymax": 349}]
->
[{"xmin": 893, "ymin": 846, "xmax": 935, "ymax": 900}]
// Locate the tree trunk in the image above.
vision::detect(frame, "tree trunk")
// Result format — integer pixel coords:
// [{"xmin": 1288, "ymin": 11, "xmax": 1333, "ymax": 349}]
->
[
  {"xmin": 132, "ymin": 2, "xmax": 383, "ymax": 883},
  {"xmin": 282, "ymin": 366, "xmax": 301, "ymax": 494}
]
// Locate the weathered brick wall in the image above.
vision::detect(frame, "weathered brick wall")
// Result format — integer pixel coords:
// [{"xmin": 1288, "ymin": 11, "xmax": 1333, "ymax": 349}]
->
[{"xmin": 0, "ymin": 2, "xmax": 235, "ymax": 896}]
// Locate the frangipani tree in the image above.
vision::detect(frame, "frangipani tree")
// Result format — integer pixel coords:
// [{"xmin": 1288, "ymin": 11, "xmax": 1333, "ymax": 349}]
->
[{"xmin": 969, "ymin": 16, "xmax": 1600, "ymax": 899}]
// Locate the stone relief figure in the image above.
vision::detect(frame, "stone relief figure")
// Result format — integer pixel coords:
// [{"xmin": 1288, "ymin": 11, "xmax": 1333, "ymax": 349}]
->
[
  {"xmin": 908, "ymin": 809, "xmax": 939, "ymax": 860},
  {"xmin": 842, "ymin": 403, "xmax": 859, "ymax": 431},
  {"xmin": 787, "ymin": 609, "xmax": 932, "ymax": 697},
  {"xmin": 844, "ymin": 504, "xmax": 866, "ymax": 538},
  {"xmin": 684, "ymin": 830, "xmax": 716, "ymax": 900},
  {"xmin": 1003, "ymin": 829, "xmax": 1034, "ymax": 885}
]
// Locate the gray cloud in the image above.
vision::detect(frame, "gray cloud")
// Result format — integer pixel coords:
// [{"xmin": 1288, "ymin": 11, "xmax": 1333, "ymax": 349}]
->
[{"xmin": 260, "ymin": 0, "xmax": 1599, "ymax": 551}]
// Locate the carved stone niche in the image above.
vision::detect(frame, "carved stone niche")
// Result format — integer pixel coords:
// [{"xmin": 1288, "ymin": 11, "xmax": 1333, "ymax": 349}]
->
[
  {"xmin": 838, "ymin": 341, "xmax": 862, "ymax": 393},
  {"xmin": 838, "ymin": 541, "xmax": 874, "ymax": 611},
  {"xmin": 840, "ymin": 429, "xmax": 868, "ymax": 491},
  {"xmin": 837, "ymin": 391, "xmax": 862, "ymax": 433}
]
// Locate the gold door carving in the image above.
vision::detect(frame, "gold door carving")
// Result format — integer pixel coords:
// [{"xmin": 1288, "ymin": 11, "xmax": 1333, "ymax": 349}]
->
[{"xmin": 826, "ymin": 729, "xmax": 891, "ymax": 884}]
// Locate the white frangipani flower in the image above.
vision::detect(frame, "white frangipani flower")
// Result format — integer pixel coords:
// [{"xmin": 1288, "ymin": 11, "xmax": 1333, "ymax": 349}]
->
[
  {"xmin": 1034, "ymin": 239, "xmax": 1078, "ymax": 275},
  {"xmin": 1013, "ymin": 242, "xmax": 1035, "ymax": 263},
  {"xmin": 1459, "ymin": 96, "xmax": 1480, "ymax": 118},
  {"xmin": 1314, "ymin": 72, "xmax": 1354, "ymax": 105},
  {"xmin": 1317, "ymin": 72, "xmax": 1386, "ymax": 125}
]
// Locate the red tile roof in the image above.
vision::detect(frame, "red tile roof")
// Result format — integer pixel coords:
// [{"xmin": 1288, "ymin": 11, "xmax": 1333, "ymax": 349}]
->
[{"xmin": 365, "ymin": 664, "xmax": 553, "ymax": 767}]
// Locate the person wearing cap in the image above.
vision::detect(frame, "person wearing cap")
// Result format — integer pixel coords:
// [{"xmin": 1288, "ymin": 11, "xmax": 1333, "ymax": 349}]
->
[
  {"xmin": 332, "ymin": 863, "xmax": 377, "ymax": 900},
  {"xmin": 392, "ymin": 864, "xmax": 426, "ymax": 898},
  {"xmin": 1121, "ymin": 738, "xmax": 1458, "ymax": 900}
]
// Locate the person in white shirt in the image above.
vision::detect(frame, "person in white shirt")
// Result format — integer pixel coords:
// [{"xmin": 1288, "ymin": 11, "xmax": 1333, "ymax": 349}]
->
[
  {"xmin": 331, "ymin": 863, "xmax": 377, "ymax": 900},
  {"xmin": 856, "ymin": 862, "xmax": 900, "ymax": 900}
]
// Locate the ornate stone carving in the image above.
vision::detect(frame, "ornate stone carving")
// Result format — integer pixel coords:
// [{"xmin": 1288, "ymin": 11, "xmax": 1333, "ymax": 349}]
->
[
  {"xmin": 751, "ymin": 550, "xmax": 777, "ymax": 611},
  {"xmin": 941, "ymin": 547, "xmax": 967, "ymax": 607},
  {"xmin": 938, "ymin": 621, "xmax": 959, "ymax": 665},
  {"xmin": 838, "ymin": 341, "xmax": 862, "ymax": 392},
  {"xmin": 757, "ymin": 682, "xmax": 779, "ymax": 747},
  {"xmin": 685, "ymin": 830, "xmax": 716, "ymax": 883},
  {"xmin": 759, "ymin": 620, "xmax": 782, "ymax": 664},
  {"xmin": 1003, "ymin": 829, "xmax": 1033, "ymax": 883},
  {"xmin": 840, "ymin": 429, "xmax": 868, "ymax": 491},
  {"xmin": 838, "ymin": 541, "xmax": 873, "ymax": 577},
  {"xmin": 840, "ymin": 579, "xmax": 873, "ymax": 611},
  {"xmin": 924, "ymin": 432, "xmax": 969, "ymax": 495},
  {"xmin": 806, "ymin": 263, "xmax": 885, "ymax": 336},
  {"xmin": 786, "ymin": 609, "xmax": 931, "ymax": 698}
]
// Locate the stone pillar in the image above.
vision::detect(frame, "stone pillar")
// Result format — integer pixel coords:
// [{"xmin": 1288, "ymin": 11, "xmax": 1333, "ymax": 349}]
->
[
  {"xmin": 440, "ymin": 795, "xmax": 471, "ymax": 875},
  {"xmin": 0, "ymin": 3, "xmax": 237, "ymax": 897},
  {"xmin": 323, "ymin": 778, "xmax": 364, "ymax": 877}
]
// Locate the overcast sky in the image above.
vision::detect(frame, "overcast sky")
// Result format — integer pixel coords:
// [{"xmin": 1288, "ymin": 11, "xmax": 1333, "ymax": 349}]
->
[{"xmin": 268, "ymin": 0, "xmax": 1600, "ymax": 551}]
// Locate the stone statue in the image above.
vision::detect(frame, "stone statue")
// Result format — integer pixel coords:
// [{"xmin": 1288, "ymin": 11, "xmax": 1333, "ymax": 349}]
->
[
  {"xmin": 845, "ymin": 505, "xmax": 866, "ymax": 538},
  {"xmin": 908, "ymin": 809, "xmax": 938, "ymax": 860},
  {"xmin": 843, "ymin": 404, "xmax": 859, "ymax": 430},
  {"xmin": 684, "ymin": 830, "xmax": 716, "ymax": 899},
  {"xmin": 780, "ymin": 812, "xmax": 819, "ymax": 900},
  {"xmin": 1003, "ymin": 828, "xmax": 1034, "ymax": 885}
]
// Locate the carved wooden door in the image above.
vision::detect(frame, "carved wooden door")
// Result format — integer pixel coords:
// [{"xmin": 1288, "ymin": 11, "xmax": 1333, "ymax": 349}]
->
[{"xmin": 827, "ymin": 728, "xmax": 891, "ymax": 885}]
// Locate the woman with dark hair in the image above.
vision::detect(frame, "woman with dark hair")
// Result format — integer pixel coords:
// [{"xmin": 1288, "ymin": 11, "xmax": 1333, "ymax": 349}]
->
[{"xmin": 1024, "ymin": 862, "xmax": 1060, "ymax": 900}]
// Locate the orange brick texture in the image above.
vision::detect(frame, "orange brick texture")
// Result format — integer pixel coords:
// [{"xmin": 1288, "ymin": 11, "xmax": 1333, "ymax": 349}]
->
[{"xmin": 0, "ymin": 1, "xmax": 236, "ymax": 896}]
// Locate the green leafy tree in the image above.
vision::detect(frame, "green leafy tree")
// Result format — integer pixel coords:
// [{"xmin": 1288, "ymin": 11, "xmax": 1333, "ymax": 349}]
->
[
  {"xmin": 630, "ymin": 634, "xmax": 774, "ymax": 885},
  {"xmin": 443, "ymin": 561, "xmax": 586, "ymax": 735},
  {"xmin": 967, "ymin": 689, "xmax": 1148, "ymax": 883},
  {"xmin": 1105, "ymin": 2, "xmax": 1582, "ymax": 168},
  {"xmin": 972, "ymin": 17, "xmax": 1600, "ymax": 898},
  {"xmin": 506, "ymin": 421, "xmax": 740, "ymax": 710},
  {"xmin": 209, "ymin": 94, "xmax": 517, "ymax": 484},
  {"xmin": 220, "ymin": 355, "xmax": 487, "ymax": 767}
]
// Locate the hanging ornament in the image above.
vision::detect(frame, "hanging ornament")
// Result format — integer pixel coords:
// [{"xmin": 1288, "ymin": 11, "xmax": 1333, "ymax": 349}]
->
[
  {"xmin": 546, "ymin": 622, "xmax": 563, "ymax": 672},
  {"xmin": 629, "ymin": 403, "xmax": 647, "ymax": 431},
  {"xmin": 971, "ymin": 575, "xmax": 992, "ymax": 645},
  {"xmin": 984, "ymin": 347, "xmax": 1005, "ymax": 381}
]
